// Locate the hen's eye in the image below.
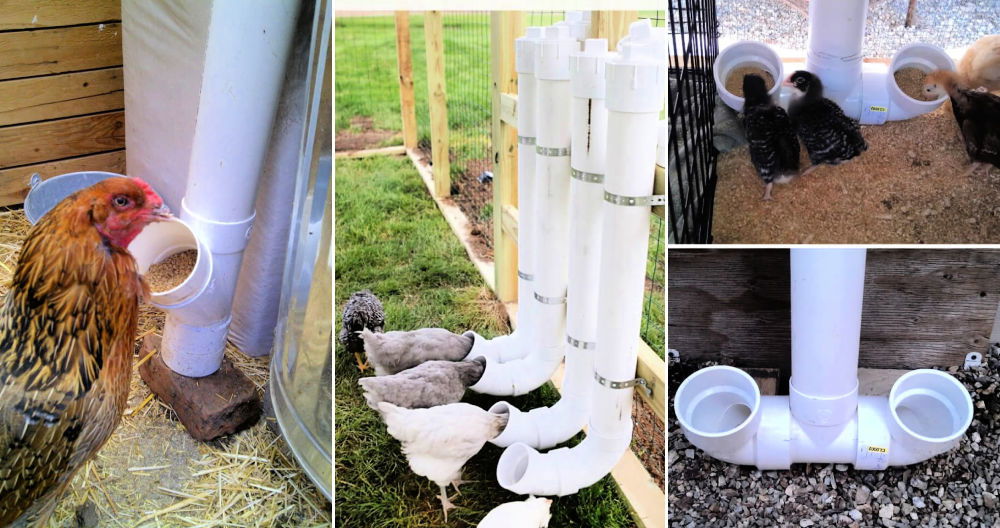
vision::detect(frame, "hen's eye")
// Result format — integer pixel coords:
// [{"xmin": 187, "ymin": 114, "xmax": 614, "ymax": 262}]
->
[{"xmin": 113, "ymin": 195, "xmax": 131, "ymax": 208}]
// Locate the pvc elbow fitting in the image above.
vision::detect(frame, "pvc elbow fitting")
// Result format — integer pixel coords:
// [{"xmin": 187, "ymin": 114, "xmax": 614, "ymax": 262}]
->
[
  {"xmin": 488, "ymin": 396, "xmax": 589, "ymax": 449},
  {"xmin": 466, "ymin": 344, "xmax": 563, "ymax": 396},
  {"xmin": 497, "ymin": 426, "xmax": 632, "ymax": 496},
  {"xmin": 464, "ymin": 330, "xmax": 531, "ymax": 364}
]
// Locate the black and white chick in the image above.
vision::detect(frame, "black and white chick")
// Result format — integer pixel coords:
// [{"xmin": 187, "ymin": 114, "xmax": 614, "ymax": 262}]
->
[
  {"xmin": 742, "ymin": 73, "xmax": 800, "ymax": 200},
  {"xmin": 924, "ymin": 69, "xmax": 1000, "ymax": 176},
  {"xmin": 786, "ymin": 70, "xmax": 867, "ymax": 174},
  {"xmin": 339, "ymin": 290, "xmax": 385, "ymax": 371},
  {"xmin": 358, "ymin": 358, "xmax": 486, "ymax": 410},
  {"xmin": 360, "ymin": 328, "xmax": 474, "ymax": 376}
]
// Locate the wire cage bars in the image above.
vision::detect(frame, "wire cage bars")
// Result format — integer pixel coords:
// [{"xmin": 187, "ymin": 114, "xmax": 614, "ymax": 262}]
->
[{"xmin": 667, "ymin": 0, "xmax": 719, "ymax": 244}]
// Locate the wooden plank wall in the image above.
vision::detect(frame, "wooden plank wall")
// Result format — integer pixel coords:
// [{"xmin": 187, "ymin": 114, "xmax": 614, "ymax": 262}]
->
[
  {"xmin": 669, "ymin": 249, "xmax": 1000, "ymax": 373},
  {"xmin": 0, "ymin": 0, "xmax": 125, "ymax": 206}
]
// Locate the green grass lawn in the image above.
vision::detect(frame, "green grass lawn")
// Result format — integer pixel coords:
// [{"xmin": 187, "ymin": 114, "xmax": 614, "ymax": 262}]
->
[{"xmin": 335, "ymin": 155, "xmax": 636, "ymax": 528}]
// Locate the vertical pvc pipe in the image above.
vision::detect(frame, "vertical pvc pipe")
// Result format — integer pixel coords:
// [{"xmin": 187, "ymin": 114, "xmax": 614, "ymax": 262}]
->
[
  {"xmin": 495, "ymin": 20, "xmax": 665, "ymax": 497},
  {"xmin": 805, "ymin": 0, "xmax": 868, "ymax": 99},
  {"xmin": 789, "ymin": 248, "xmax": 867, "ymax": 426},
  {"xmin": 161, "ymin": 0, "xmax": 300, "ymax": 377},
  {"xmin": 531, "ymin": 24, "xmax": 577, "ymax": 361}
]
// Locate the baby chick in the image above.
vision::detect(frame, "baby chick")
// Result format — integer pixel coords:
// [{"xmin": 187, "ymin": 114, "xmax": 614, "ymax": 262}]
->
[
  {"xmin": 379, "ymin": 402, "xmax": 508, "ymax": 521},
  {"xmin": 358, "ymin": 358, "xmax": 486, "ymax": 409},
  {"xmin": 742, "ymin": 73, "xmax": 800, "ymax": 200},
  {"xmin": 478, "ymin": 497, "xmax": 553, "ymax": 528},
  {"xmin": 786, "ymin": 70, "xmax": 868, "ymax": 175},
  {"xmin": 360, "ymin": 328, "xmax": 473, "ymax": 376},
  {"xmin": 924, "ymin": 69, "xmax": 1000, "ymax": 177},
  {"xmin": 339, "ymin": 290, "xmax": 384, "ymax": 371},
  {"xmin": 958, "ymin": 35, "xmax": 1000, "ymax": 93}
]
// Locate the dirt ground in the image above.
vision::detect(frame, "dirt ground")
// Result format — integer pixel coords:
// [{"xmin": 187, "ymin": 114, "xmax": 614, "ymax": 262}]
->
[
  {"xmin": 334, "ymin": 116, "xmax": 396, "ymax": 152},
  {"xmin": 449, "ymin": 157, "xmax": 495, "ymax": 260},
  {"xmin": 712, "ymin": 103, "xmax": 1000, "ymax": 243},
  {"xmin": 632, "ymin": 391, "xmax": 665, "ymax": 490}
]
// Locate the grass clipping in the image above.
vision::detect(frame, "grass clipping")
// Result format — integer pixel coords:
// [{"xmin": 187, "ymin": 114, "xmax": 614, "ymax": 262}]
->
[{"xmin": 0, "ymin": 209, "xmax": 329, "ymax": 527}]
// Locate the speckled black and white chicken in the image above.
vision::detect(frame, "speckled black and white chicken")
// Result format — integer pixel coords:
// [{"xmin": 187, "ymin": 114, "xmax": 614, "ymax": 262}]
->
[
  {"xmin": 786, "ymin": 70, "xmax": 867, "ymax": 174},
  {"xmin": 338, "ymin": 290, "xmax": 384, "ymax": 371},
  {"xmin": 360, "ymin": 328, "xmax": 473, "ymax": 376},
  {"xmin": 358, "ymin": 358, "xmax": 485, "ymax": 409},
  {"xmin": 924, "ymin": 69, "xmax": 1000, "ymax": 176},
  {"xmin": 478, "ymin": 497, "xmax": 552, "ymax": 528},
  {"xmin": 378, "ymin": 401, "xmax": 508, "ymax": 521},
  {"xmin": 742, "ymin": 73, "xmax": 800, "ymax": 200}
]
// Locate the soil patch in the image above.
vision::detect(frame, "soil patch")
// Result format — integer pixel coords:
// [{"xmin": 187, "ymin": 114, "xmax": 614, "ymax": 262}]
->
[
  {"xmin": 335, "ymin": 116, "xmax": 397, "ymax": 152},
  {"xmin": 725, "ymin": 66, "xmax": 775, "ymax": 97},
  {"xmin": 632, "ymin": 391, "xmax": 666, "ymax": 491},
  {"xmin": 712, "ymin": 103, "xmax": 1000, "ymax": 243},
  {"xmin": 449, "ymin": 158, "xmax": 495, "ymax": 261},
  {"xmin": 894, "ymin": 67, "xmax": 930, "ymax": 100}
]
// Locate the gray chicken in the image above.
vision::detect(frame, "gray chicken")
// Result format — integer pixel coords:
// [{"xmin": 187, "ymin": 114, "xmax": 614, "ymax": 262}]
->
[
  {"xmin": 339, "ymin": 290, "xmax": 384, "ymax": 371},
  {"xmin": 358, "ymin": 358, "xmax": 486, "ymax": 409},
  {"xmin": 786, "ymin": 70, "xmax": 867, "ymax": 175},
  {"xmin": 360, "ymin": 328, "xmax": 473, "ymax": 376}
]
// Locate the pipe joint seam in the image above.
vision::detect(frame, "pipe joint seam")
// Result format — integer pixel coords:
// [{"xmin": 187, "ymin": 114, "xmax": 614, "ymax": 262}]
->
[
  {"xmin": 180, "ymin": 198, "xmax": 256, "ymax": 254},
  {"xmin": 789, "ymin": 377, "xmax": 860, "ymax": 426}
]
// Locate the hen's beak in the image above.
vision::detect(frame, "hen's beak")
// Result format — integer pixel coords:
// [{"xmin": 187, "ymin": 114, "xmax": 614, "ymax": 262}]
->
[
  {"xmin": 782, "ymin": 77, "xmax": 794, "ymax": 87},
  {"xmin": 152, "ymin": 203, "xmax": 172, "ymax": 220}
]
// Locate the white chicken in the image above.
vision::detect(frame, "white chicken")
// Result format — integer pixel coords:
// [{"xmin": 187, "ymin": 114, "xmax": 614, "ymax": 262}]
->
[
  {"xmin": 378, "ymin": 401, "xmax": 508, "ymax": 521},
  {"xmin": 478, "ymin": 497, "xmax": 553, "ymax": 528}
]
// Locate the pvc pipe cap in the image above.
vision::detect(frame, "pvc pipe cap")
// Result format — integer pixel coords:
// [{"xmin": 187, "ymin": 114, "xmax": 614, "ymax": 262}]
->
[
  {"xmin": 516, "ymin": 26, "xmax": 546, "ymax": 74},
  {"xmin": 606, "ymin": 20, "xmax": 666, "ymax": 113},
  {"xmin": 535, "ymin": 24, "xmax": 579, "ymax": 81}
]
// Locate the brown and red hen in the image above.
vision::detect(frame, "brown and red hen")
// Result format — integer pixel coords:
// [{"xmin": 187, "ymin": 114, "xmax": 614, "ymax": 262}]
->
[{"xmin": 0, "ymin": 177, "xmax": 170, "ymax": 526}]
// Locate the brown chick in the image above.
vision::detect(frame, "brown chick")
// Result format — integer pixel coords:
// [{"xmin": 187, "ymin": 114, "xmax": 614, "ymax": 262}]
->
[
  {"xmin": 958, "ymin": 35, "xmax": 1000, "ymax": 93},
  {"xmin": 924, "ymin": 69, "xmax": 1000, "ymax": 177},
  {"xmin": 0, "ymin": 177, "xmax": 170, "ymax": 526}
]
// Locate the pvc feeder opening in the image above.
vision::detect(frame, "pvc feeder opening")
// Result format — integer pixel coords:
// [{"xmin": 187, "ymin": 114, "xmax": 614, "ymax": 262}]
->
[
  {"xmin": 674, "ymin": 365, "xmax": 761, "ymax": 437},
  {"xmin": 889, "ymin": 369, "xmax": 973, "ymax": 443},
  {"xmin": 713, "ymin": 41, "xmax": 784, "ymax": 109},
  {"xmin": 497, "ymin": 443, "xmax": 533, "ymax": 489},
  {"xmin": 889, "ymin": 43, "xmax": 955, "ymax": 105},
  {"xmin": 129, "ymin": 218, "xmax": 213, "ymax": 310}
]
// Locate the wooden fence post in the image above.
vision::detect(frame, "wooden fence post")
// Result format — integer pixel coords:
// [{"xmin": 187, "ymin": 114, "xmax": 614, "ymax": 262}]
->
[
  {"xmin": 423, "ymin": 11, "xmax": 450, "ymax": 197},
  {"xmin": 394, "ymin": 11, "xmax": 418, "ymax": 151},
  {"xmin": 590, "ymin": 10, "xmax": 637, "ymax": 49},
  {"xmin": 490, "ymin": 11, "xmax": 521, "ymax": 304}
]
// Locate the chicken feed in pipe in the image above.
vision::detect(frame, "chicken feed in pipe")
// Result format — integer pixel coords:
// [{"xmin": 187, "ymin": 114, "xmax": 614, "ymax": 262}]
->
[
  {"xmin": 675, "ymin": 248, "xmax": 974, "ymax": 470},
  {"xmin": 496, "ymin": 20, "xmax": 665, "ymax": 495},
  {"xmin": 467, "ymin": 24, "xmax": 578, "ymax": 396},
  {"xmin": 490, "ymin": 37, "xmax": 611, "ymax": 448},
  {"xmin": 160, "ymin": 0, "xmax": 300, "ymax": 377}
]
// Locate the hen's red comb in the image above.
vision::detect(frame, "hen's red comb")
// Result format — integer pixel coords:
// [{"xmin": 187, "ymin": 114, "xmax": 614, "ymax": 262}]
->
[{"xmin": 129, "ymin": 177, "xmax": 164, "ymax": 207}]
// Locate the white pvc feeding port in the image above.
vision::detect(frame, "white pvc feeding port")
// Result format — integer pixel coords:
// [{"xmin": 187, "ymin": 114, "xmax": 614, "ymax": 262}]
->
[
  {"xmin": 888, "ymin": 43, "xmax": 956, "ymax": 113},
  {"xmin": 674, "ymin": 365, "xmax": 762, "ymax": 455},
  {"xmin": 713, "ymin": 41, "xmax": 783, "ymax": 110},
  {"xmin": 129, "ymin": 218, "xmax": 212, "ymax": 310},
  {"xmin": 888, "ymin": 369, "xmax": 973, "ymax": 450}
]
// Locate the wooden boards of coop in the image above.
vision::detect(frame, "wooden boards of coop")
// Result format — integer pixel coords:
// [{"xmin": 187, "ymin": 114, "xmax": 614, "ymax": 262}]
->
[
  {"xmin": 0, "ymin": 0, "xmax": 125, "ymax": 206},
  {"xmin": 668, "ymin": 249, "xmax": 1000, "ymax": 372}
]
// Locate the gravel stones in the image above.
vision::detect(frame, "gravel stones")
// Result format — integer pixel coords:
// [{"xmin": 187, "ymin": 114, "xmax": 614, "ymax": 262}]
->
[{"xmin": 668, "ymin": 347, "xmax": 1000, "ymax": 527}]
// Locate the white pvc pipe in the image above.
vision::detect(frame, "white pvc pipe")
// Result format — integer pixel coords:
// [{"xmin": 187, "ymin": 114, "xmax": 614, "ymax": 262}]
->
[
  {"xmin": 160, "ymin": 0, "xmax": 300, "ymax": 377},
  {"xmin": 489, "ymin": 37, "xmax": 611, "ymax": 449},
  {"xmin": 467, "ymin": 24, "xmax": 578, "ymax": 396},
  {"xmin": 675, "ymin": 249, "xmax": 974, "ymax": 470},
  {"xmin": 496, "ymin": 21, "xmax": 664, "ymax": 495},
  {"xmin": 713, "ymin": 1, "xmax": 956, "ymax": 124},
  {"xmin": 789, "ymin": 248, "xmax": 865, "ymax": 426}
]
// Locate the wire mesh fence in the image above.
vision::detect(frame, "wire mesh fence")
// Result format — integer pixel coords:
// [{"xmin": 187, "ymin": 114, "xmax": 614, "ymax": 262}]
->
[
  {"xmin": 333, "ymin": 14, "xmax": 401, "ymax": 146},
  {"xmin": 667, "ymin": 0, "xmax": 719, "ymax": 244},
  {"xmin": 642, "ymin": 11, "xmax": 666, "ymax": 358}
]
